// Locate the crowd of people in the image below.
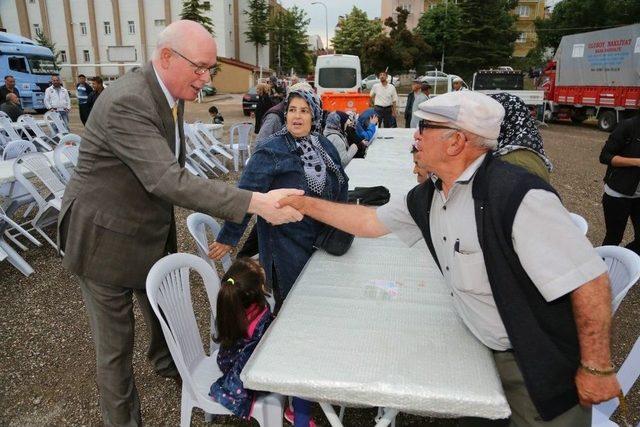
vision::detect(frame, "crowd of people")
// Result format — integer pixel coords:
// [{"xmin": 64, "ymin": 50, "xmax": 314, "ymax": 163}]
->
[{"xmin": 1, "ymin": 17, "xmax": 632, "ymax": 427}]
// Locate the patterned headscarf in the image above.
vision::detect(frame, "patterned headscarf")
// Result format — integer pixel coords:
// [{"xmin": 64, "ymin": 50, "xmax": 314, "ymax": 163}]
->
[
  {"xmin": 272, "ymin": 89, "xmax": 344, "ymax": 195},
  {"xmin": 489, "ymin": 92, "xmax": 553, "ymax": 172},
  {"xmin": 324, "ymin": 111, "xmax": 349, "ymax": 132}
]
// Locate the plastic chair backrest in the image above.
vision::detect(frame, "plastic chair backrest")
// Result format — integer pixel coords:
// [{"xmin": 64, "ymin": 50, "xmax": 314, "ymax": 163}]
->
[
  {"xmin": 145, "ymin": 253, "xmax": 222, "ymax": 395},
  {"xmin": 17, "ymin": 114, "xmax": 49, "ymax": 139},
  {"xmin": 56, "ymin": 134, "xmax": 80, "ymax": 164},
  {"xmin": 591, "ymin": 335, "xmax": 640, "ymax": 426},
  {"xmin": 0, "ymin": 116, "xmax": 24, "ymax": 140},
  {"xmin": 2, "ymin": 140, "xmax": 37, "ymax": 161},
  {"xmin": 595, "ymin": 245, "xmax": 640, "ymax": 312},
  {"xmin": 229, "ymin": 123, "xmax": 253, "ymax": 150},
  {"xmin": 0, "ymin": 111, "xmax": 9, "ymax": 119},
  {"xmin": 186, "ymin": 212, "xmax": 232, "ymax": 272},
  {"xmin": 44, "ymin": 110, "xmax": 68, "ymax": 134},
  {"xmin": 569, "ymin": 213, "xmax": 588, "ymax": 236},
  {"xmin": 13, "ymin": 152, "xmax": 66, "ymax": 207}
]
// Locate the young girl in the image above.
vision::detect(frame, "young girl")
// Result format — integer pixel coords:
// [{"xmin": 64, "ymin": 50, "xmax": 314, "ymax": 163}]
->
[{"xmin": 209, "ymin": 258, "xmax": 273, "ymax": 419}]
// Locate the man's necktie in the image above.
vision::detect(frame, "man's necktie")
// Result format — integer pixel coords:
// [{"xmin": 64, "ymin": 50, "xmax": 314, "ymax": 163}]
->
[{"xmin": 171, "ymin": 105, "xmax": 179, "ymax": 159}]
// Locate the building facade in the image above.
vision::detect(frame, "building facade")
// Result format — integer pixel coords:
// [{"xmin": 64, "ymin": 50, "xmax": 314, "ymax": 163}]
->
[
  {"xmin": 0, "ymin": 0, "xmax": 276, "ymax": 83},
  {"xmin": 379, "ymin": 0, "xmax": 546, "ymax": 58}
]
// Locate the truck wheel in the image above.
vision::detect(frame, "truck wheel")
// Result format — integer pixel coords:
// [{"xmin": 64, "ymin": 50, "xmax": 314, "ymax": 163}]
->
[{"xmin": 597, "ymin": 111, "xmax": 617, "ymax": 132}]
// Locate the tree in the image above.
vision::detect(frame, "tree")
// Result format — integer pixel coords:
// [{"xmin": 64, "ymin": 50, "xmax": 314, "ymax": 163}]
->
[
  {"xmin": 244, "ymin": 0, "xmax": 270, "ymax": 66},
  {"xmin": 361, "ymin": 8, "xmax": 431, "ymax": 75},
  {"xmin": 535, "ymin": 0, "xmax": 640, "ymax": 53},
  {"xmin": 332, "ymin": 7, "xmax": 383, "ymax": 56},
  {"xmin": 34, "ymin": 29, "xmax": 60, "ymax": 70},
  {"xmin": 446, "ymin": 0, "xmax": 518, "ymax": 79},
  {"xmin": 180, "ymin": 0, "xmax": 214, "ymax": 35},
  {"xmin": 414, "ymin": 2, "xmax": 463, "ymax": 66},
  {"xmin": 269, "ymin": 6, "xmax": 311, "ymax": 75}
]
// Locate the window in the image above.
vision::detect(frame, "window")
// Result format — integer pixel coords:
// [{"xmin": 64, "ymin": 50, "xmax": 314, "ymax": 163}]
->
[
  {"xmin": 104, "ymin": 21, "xmax": 111, "ymax": 35},
  {"xmin": 516, "ymin": 32, "xmax": 527, "ymax": 43},
  {"xmin": 516, "ymin": 5, "xmax": 530, "ymax": 17},
  {"xmin": 79, "ymin": 22, "xmax": 87, "ymax": 35},
  {"xmin": 60, "ymin": 50, "xmax": 67, "ymax": 62},
  {"xmin": 83, "ymin": 50, "xmax": 90, "ymax": 62},
  {"xmin": 318, "ymin": 68, "xmax": 357, "ymax": 89},
  {"xmin": 33, "ymin": 24, "xmax": 40, "ymax": 35},
  {"xmin": 8, "ymin": 57, "xmax": 28, "ymax": 73},
  {"xmin": 228, "ymin": 4, "xmax": 232, "ymax": 14},
  {"xmin": 572, "ymin": 43, "xmax": 585, "ymax": 58},
  {"xmin": 400, "ymin": 3, "xmax": 412, "ymax": 13},
  {"xmin": 154, "ymin": 19, "xmax": 165, "ymax": 27},
  {"xmin": 128, "ymin": 20, "xmax": 136, "ymax": 34}
]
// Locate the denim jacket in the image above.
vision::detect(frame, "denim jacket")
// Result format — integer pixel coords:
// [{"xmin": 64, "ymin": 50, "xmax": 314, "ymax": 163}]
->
[{"xmin": 217, "ymin": 132, "xmax": 349, "ymax": 298}]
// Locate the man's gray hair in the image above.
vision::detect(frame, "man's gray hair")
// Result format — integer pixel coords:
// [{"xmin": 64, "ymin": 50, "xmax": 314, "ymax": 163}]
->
[
  {"xmin": 153, "ymin": 26, "xmax": 179, "ymax": 60},
  {"xmin": 463, "ymin": 130, "xmax": 498, "ymax": 151}
]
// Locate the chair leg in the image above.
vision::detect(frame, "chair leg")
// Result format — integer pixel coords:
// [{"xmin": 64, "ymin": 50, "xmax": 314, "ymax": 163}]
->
[
  {"xmin": 0, "ymin": 240, "xmax": 34, "ymax": 276},
  {"xmin": 254, "ymin": 393, "xmax": 284, "ymax": 427},
  {"xmin": 180, "ymin": 395, "xmax": 193, "ymax": 427}
]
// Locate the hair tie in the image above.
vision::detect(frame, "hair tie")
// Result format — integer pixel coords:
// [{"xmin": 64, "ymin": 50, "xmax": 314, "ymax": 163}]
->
[{"xmin": 226, "ymin": 278, "xmax": 235, "ymax": 285}]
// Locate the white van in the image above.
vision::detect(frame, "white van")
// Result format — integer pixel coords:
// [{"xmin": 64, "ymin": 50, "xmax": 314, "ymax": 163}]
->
[{"xmin": 314, "ymin": 54, "xmax": 361, "ymax": 95}]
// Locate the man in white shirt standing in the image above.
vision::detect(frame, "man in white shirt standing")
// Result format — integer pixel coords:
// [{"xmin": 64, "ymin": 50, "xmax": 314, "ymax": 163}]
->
[
  {"xmin": 369, "ymin": 71, "xmax": 398, "ymax": 128},
  {"xmin": 44, "ymin": 75, "xmax": 71, "ymax": 128}
]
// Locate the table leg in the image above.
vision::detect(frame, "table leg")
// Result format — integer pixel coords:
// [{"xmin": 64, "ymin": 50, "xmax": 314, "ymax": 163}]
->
[
  {"xmin": 319, "ymin": 402, "xmax": 344, "ymax": 427},
  {"xmin": 374, "ymin": 408, "xmax": 398, "ymax": 427}
]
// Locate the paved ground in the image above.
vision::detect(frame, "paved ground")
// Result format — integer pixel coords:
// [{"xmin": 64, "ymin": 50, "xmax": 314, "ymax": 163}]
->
[{"xmin": 0, "ymin": 97, "xmax": 638, "ymax": 426}]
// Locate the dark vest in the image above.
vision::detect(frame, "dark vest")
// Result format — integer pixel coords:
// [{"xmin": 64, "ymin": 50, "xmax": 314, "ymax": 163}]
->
[
  {"xmin": 406, "ymin": 155, "xmax": 580, "ymax": 421},
  {"xmin": 261, "ymin": 101, "xmax": 286, "ymax": 128}
]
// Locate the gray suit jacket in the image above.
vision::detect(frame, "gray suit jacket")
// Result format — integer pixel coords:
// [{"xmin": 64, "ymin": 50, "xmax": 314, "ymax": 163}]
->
[{"xmin": 58, "ymin": 63, "xmax": 252, "ymax": 287}]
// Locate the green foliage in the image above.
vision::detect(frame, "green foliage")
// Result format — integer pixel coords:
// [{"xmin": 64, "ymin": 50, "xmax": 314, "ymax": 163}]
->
[
  {"xmin": 446, "ymin": 0, "xmax": 518, "ymax": 79},
  {"xmin": 361, "ymin": 8, "xmax": 431, "ymax": 75},
  {"xmin": 34, "ymin": 29, "xmax": 60, "ymax": 69},
  {"xmin": 270, "ymin": 6, "xmax": 312, "ymax": 75},
  {"xmin": 332, "ymin": 6, "xmax": 383, "ymax": 56},
  {"xmin": 244, "ymin": 0, "xmax": 270, "ymax": 66},
  {"xmin": 414, "ymin": 2, "xmax": 463, "ymax": 64},
  {"xmin": 535, "ymin": 0, "xmax": 640, "ymax": 53},
  {"xmin": 180, "ymin": 0, "xmax": 214, "ymax": 35}
]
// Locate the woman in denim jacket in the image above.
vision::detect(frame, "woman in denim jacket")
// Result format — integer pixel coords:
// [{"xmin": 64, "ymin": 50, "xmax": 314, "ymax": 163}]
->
[{"xmin": 211, "ymin": 89, "xmax": 349, "ymax": 310}]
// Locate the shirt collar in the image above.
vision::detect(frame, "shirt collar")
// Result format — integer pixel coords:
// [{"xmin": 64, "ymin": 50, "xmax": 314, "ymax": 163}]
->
[
  {"xmin": 153, "ymin": 65, "xmax": 177, "ymax": 109},
  {"xmin": 455, "ymin": 153, "xmax": 487, "ymax": 184}
]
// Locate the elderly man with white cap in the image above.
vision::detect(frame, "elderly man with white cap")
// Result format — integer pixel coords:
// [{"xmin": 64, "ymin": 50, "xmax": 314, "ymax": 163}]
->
[
  {"xmin": 279, "ymin": 91, "xmax": 620, "ymax": 426},
  {"xmin": 452, "ymin": 76, "xmax": 467, "ymax": 91}
]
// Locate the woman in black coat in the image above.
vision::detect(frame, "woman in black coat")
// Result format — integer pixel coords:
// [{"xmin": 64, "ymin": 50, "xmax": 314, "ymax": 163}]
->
[{"xmin": 253, "ymin": 83, "xmax": 274, "ymax": 134}]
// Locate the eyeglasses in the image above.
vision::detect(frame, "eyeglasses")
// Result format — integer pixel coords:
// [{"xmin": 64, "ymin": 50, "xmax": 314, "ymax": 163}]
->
[
  {"xmin": 170, "ymin": 49, "xmax": 215, "ymax": 75},
  {"xmin": 418, "ymin": 119, "xmax": 458, "ymax": 135}
]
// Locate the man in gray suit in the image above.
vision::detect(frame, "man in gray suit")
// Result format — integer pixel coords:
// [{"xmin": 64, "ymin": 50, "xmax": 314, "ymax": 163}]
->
[{"xmin": 58, "ymin": 20, "xmax": 302, "ymax": 426}]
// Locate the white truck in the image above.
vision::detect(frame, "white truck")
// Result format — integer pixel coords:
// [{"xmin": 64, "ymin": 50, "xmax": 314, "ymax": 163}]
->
[
  {"xmin": 472, "ymin": 69, "xmax": 544, "ymax": 109},
  {"xmin": 314, "ymin": 54, "xmax": 362, "ymax": 95}
]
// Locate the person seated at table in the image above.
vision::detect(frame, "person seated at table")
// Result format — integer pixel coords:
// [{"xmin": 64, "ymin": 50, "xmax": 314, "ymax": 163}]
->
[
  {"xmin": 210, "ymin": 88, "xmax": 347, "ymax": 427},
  {"xmin": 355, "ymin": 108, "xmax": 378, "ymax": 143},
  {"xmin": 489, "ymin": 92, "xmax": 552, "ymax": 182},
  {"xmin": 324, "ymin": 111, "xmax": 358, "ymax": 167},
  {"xmin": 208, "ymin": 105, "xmax": 224, "ymax": 124},
  {"xmin": 278, "ymin": 91, "xmax": 620, "ymax": 427},
  {"xmin": 209, "ymin": 258, "xmax": 273, "ymax": 419},
  {"xmin": 0, "ymin": 93, "xmax": 23, "ymax": 122},
  {"xmin": 344, "ymin": 111, "xmax": 369, "ymax": 159}
]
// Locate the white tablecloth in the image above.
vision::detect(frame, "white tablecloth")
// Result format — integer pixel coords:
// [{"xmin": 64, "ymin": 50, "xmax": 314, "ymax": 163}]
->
[{"xmin": 241, "ymin": 128, "xmax": 511, "ymax": 420}]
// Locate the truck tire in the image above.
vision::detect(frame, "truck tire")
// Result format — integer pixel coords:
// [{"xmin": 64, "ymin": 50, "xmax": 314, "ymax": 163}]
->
[{"xmin": 597, "ymin": 111, "xmax": 617, "ymax": 132}]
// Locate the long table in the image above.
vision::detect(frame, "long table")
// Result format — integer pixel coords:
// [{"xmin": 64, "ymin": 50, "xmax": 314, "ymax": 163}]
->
[{"xmin": 240, "ymin": 128, "xmax": 511, "ymax": 426}]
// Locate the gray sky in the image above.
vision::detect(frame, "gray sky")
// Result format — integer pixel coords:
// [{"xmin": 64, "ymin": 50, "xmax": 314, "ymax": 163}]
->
[{"xmin": 279, "ymin": 0, "xmax": 382, "ymax": 49}]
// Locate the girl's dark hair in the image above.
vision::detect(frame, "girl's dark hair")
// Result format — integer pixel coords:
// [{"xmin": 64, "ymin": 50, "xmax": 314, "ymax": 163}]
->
[{"xmin": 213, "ymin": 258, "xmax": 268, "ymax": 349}]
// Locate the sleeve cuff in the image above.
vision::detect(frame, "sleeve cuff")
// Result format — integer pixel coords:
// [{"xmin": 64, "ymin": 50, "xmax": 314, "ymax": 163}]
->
[{"xmin": 538, "ymin": 257, "xmax": 608, "ymax": 302}]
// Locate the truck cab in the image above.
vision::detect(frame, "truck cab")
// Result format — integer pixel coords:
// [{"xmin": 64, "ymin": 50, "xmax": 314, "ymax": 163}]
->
[
  {"xmin": 472, "ymin": 68, "xmax": 545, "ymax": 113},
  {"xmin": 0, "ymin": 32, "xmax": 57, "ymax": 112},
  {"xmin": 314, "ymin": 54, "xmax": 361, "ymax": 95}
]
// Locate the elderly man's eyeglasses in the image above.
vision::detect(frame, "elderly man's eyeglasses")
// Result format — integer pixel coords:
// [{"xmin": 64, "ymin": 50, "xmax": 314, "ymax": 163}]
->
[
  {"xmin": 418, "ymin": 119, "xmax": 458, "ymax": 135},
  {"xmin": 170, "ymin": 49, "xmax": 215, "ymax": 75}
]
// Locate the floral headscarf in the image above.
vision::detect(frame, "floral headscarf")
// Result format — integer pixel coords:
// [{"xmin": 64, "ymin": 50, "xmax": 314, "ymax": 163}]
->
[
  {"xmin": 324, "ymin": 111, "xmax": 349, "ymax": 132},
  {"xmin": 272, "ymin": 89, "xmax": 344, "ymax": 195},
  {"xmin": 489, "ymin": 92, "xmax": 553, "ymax": 172}
]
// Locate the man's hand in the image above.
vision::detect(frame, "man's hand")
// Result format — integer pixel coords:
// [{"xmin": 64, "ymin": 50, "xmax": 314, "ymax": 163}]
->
[
  {"xmin": 371, "ymin": 115, "xmax": 379, "ymax": 125},
  {"xmin": 277, "ymin": 195, "xmax": 308, "ymax": 215},
  {"xmin": 248, "ymin": 188, "xmax": 304, "ymax": 225},
  {"xmin": 575, "ymin": 368, "xmax": 621, "ymax": 406},
  {"xmin": 208, "ymin": 242, "xmax": 232, "ymax": 260}
]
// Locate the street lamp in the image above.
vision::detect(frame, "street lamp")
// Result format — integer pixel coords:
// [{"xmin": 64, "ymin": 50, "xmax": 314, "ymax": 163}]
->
[{"xmin": 311, "ymin": 1, "xmax": 328, "ymax": 52}]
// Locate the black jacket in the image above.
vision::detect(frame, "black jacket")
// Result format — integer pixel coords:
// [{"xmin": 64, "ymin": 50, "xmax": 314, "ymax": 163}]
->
[
  {"xmin": 406, "ymin": 155, "xmax": 579, "ymax": 421},
  {"xmin": 0, "ymin": 85, "xmax": 20, "ymax": 104},
  {"xmin": 0, "ymin": 101, "xmax": 23, "ymax": 122},
  {"xmin": 600, "ymin": 115, "xmax": 640, "ymax": 196},
  {"xmin": 404, "ymin": 91, "xmax": 415, "ymax": 125}
]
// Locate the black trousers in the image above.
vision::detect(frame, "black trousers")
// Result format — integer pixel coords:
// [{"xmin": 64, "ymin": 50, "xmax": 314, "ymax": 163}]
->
[
  {"xmin": 374, "ymin": 105, "xmax": 396, "ymax": 129},
  {"xmin": 79, "ymin": 103, "xmax": 90, "ymax": 125},
  {"xmin": 602, "ymin": 193, "xmax": 640, "ymax": 255}
]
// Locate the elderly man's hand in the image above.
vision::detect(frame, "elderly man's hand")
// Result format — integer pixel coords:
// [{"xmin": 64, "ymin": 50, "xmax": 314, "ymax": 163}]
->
[
  {"xmin": 209, "ymin": 242, "xmax": 232, "ymax": 260},
  {"xmin": 249, "ymin": 189, "xmax": 304, "ymax": 225},
  {"xmin": 575, "ymin": 368, "xmax": 621, "ymax": 406}
]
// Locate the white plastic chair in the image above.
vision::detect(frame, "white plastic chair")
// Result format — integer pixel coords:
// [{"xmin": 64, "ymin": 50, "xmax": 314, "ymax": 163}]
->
[
  {"xmin": 186, "ymin": 212, "xmax": 232, "ymax": 272},
  {"xmin": 13, "ymin": 152, "xmax": 66, "ymax": 250},
  {"xmin": 595, "ymin": 245, "xmax": 640, "ymax": 313},
  {"xmin": 18, "ymin": 114, "xmax": 63, "ymax": 146},
  {"xmin": 53, "ymin": 134, "xmax": 80, "ymax": 183},
  {"xmin": 184, "ymin": 124, "xmax": 229, "ymax": 175},
  {"xmin": 0, "ymin": 206, "xmax": 41, "ymax": 276},
  {"xmin": 43, "ymin": 110, "xmax": 69, "ymax": 136},
  {"xmin": 0, "ymin": 116, "xmax": 52, "ymax": 151},
  {"xmin": 194, "ymin": 122, "xmax": 234, "ymax": 161},
  {"xmin": 569, "ymin": 213, "xmax": 589, "ymax": 235},
  {"xmin": 228, "ymin": 122, "xmax": 254, "ymax": 172},
  {"xmin": 591, "ymin": 335, "xmax": 640, "ymax": 427},
  {"xmin": 145, "ymin": 253, "xmax": 285, "ymax": 427},
  {"xmin": 1, "ymin": 140, "xmax": 37, "ymax": 161}
]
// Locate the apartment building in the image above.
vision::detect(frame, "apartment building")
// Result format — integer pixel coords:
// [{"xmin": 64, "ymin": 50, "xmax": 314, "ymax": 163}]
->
[
  {"xmin": 379, "ymin": 0, "xmax": 546, "ymax": 57},
  {"xmin": 0, "ymin": 0, "xmax": 276, "ymax": 83}
]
